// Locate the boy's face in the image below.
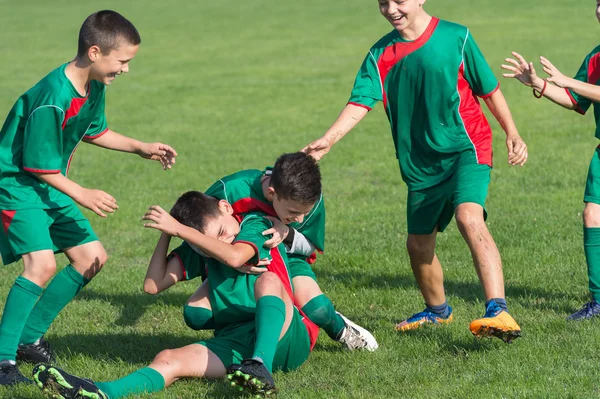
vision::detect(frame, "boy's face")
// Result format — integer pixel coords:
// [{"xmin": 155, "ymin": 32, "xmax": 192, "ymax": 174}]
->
[
  {"xmin": 271, "ymin": 193, "xmax": 315, "ymax": 225},
  {"xmin": 89, "ymin": 41, "xmax": 139, "ymax": 85},
  {"xmin": 202, "ymin": 200, "xmax": 241, "ymax": 244},
  {"xmin": 378, "ymin": 0, "xmax": 426, "ymax": 32},
  {"xmin": 596, "ymin": 0, "xmax": 600, "ymax": 23}
]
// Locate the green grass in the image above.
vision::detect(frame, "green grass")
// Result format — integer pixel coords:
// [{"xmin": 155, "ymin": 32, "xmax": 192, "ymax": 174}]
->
[{"xmin": 1, "ymin": 0, "xmax": 600, "ymax": 398}]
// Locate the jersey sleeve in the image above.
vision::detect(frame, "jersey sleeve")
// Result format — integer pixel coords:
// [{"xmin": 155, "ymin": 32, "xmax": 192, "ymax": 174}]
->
[
  {"xmin": 233, "ymin": 214, "xmax": 273, "ymax": 265},
  {"xmin": 85, "ymin": 85, "xmax": 108, "ymax": 138},
  {"xmin": 167, "ymin": 241, "xmax": 208, "ymax": 281},
  {"xmin": 567, "ymin": 52, "xmax": 594, "ymax": 115},
  {"xmin": 22, "ymin": 106, "xmax": 65, "ymax": 173},
  {"xmin": 205, "ymin": 179, "xmax": 228, "ymax": 201},
  {"xmin": 462, "ymin": 31, "xmax": 499, "ymax": 98},
  {"xmin": 289, "ymin": 194, "xmax": 325, "ymax": 252},
  {"xmin": 348, "ymin": 51, "xmax": 383, "ymax": 110}
]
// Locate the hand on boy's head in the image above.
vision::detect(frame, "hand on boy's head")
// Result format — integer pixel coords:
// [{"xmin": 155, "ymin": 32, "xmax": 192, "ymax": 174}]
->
[
  {"xmin": 262, "ymin": 216, "xmax": 289, "ymax": 248},
  {"xmin": 76, "ymin": 188, "xmax": 118, "ymax": 218},
  {"xmin": 506, "ymin": 134, "xmax": 528, "ymax": 167},
  {"xmin": 301, "ymin": 137, "xmax": 332, "ymax": 162},
  {"xmin": 138, "ymin": 142, "xmax": 178, "ymax": 170},
  {"xmin": 539, "ymin": 56, "xmax": 567, "ymax": 88},
  {"xmin": 142, "ymin": 205, "xmax": 182, "ymax": 236}
]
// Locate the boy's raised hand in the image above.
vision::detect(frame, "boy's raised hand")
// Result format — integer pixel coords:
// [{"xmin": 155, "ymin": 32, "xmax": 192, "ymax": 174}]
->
[
  {"xmin": 143, "ymin": 205, "xmax": 182, "ymax": 236},
  {"xmin": 138, "ymin": 142, "xmax": 178, "ymax": 170},
  {"xmin": 502, "ymin": 52, "xmax": 541, "ymax": 87},
  {"xmin": 75, "ymin": 188, "xmax": 118, "ymax": 218},
  {"xmin": 539, "ymin": 56, "xmax": 569, "ymax": 88}
]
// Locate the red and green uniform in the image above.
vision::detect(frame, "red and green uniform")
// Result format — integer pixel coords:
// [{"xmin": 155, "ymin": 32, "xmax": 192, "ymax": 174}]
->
[
  {"xmin": 565, "ymin": 45, "xmax": 600, "ymax": 301},
  {"xmin": 205, "ymin": 168, "xmax": 325, "ymax": 278},
  {"xmin": 168, "ymin": 213, "xmax": 318, "ymax": 370},
  {"xmin": 349, "ymin": 17, "xmax": 497, "ymax": 234},
  {"xmin": 0, "ymin": 63, "xmax": 107, "ymax": 264}
]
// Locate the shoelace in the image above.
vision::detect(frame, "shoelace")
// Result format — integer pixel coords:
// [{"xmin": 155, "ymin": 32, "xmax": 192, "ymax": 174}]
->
[{"xmin": 344, "ymin": 326, "xmax": 369, "ymax": 349}]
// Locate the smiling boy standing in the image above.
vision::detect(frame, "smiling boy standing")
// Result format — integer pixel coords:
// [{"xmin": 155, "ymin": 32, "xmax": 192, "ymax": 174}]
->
[
  {"xmin": 0, "ymin": 10, "xmax": 177, "ymax": 385},
  {"xmin": 303, "ymin": 0, "xmax": 527, "ymax": 342}
]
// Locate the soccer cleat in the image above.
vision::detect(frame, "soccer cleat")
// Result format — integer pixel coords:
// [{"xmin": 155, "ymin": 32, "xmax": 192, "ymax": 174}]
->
[
  {"xmin": 395, "ymin": 306, "xmax": 453, "ymax": 331},
  {"xmin": 469, "ymin": 300, "xmax": 521, "ymax": 343},
  {"xmin": 17, "ymin": 336, "xmax": 54, "ymax": 364},
  {"xmin": 0, "ymin": 362, "xmax": 32, "ymax": 386},
  {"xmin": 32, "ymin": 364, "xmax": 108, "ymax": 399},
  {"xmin": 336, "ymin": 313, "xmax": 378, "ymax": 351},
  {"xmin": 566, "ymin": 301, "xmax": 600, "ymax": 321},
  {"xmin": 226, "ymin": 359, "xmax": 276, "ymax": 397}
]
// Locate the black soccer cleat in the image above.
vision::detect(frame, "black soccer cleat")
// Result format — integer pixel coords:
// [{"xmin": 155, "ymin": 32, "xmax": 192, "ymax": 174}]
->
[
  {"xmin": 32, "ymin": 364, "xmax": 108, "ymax": 399},
  {"xmin": 17, "ymin": 336, "xmax": 54, "ymax": 364},
  {"xmin": 226, "ymin": 359, "xmax": 276, "ymax": 397},
  {"xmin": 0, "ymin": 362, "xmax": 32, "ymax": 386}
]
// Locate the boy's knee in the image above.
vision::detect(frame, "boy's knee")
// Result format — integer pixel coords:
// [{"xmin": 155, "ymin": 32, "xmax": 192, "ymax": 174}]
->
[
  {"xmin": 76, "ymin": 249, "xmax": 108, "ymax": 279},
  {"xmin": 406, "ymin": 235, "xmax": 434, "ymax": 257},
  {"xmin": 36, "ymin": 262, "xmax": 58, "ymax": 284},
  {"xmin": 583, "ymin": 204, "xmax": 600, "ymax": 227},
  {"xmin": 153, "ymin": 349, "xmax": 180, "ymax": 368},
  {"xmin": 455, "ymin": 207, "xmax": 485, "ymax": 234},
  {"xmin": 254, "ymin": 272, "xmax": 283, "ymax": 297}
]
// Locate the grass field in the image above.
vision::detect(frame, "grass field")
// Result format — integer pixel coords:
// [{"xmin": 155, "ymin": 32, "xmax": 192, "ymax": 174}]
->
[{"xmin": 1, "ymin": 0, "xmax": 600, "ymax": 398}]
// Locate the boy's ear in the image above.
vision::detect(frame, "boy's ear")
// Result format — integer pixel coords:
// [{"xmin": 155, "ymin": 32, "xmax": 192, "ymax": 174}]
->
[
  {"xmin": 88, "ymin": 45, "xmax": 102, "ymax": 62},
  {"xmin": 218, "ymin": 200, "xmax": 233, "ymax": 215},
  {"xmin": 266, "ymin": 186, "xmax": 277, "ymax": 199}
]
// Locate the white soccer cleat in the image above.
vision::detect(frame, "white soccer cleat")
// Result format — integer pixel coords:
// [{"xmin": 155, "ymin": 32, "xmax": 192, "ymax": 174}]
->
[{"xmin": 336, "ymin": 312, "xmax": 379, "ymax": 351}]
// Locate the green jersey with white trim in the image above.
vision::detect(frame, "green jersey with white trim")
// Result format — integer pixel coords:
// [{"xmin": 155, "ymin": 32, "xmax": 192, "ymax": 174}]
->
[
  {"xmin": 349, "ymin": 18, "xmax": 498, "ymax": 190},
  {"xmin": 205, "ymin": 168, "xmax": 325, "ymax": 253},
  {"xmin": 566, "ymin": 45, "xmax": 600, "ymax": 138},
  {"xmin": 0, "ymin": 63, "xmax": 108, "ymax": 210}
]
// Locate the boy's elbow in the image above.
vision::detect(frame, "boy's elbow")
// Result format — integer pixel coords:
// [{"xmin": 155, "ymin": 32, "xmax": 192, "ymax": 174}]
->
[{"xmin": 224, "ymin": 253, "xmax": 245, "ymax": 268}]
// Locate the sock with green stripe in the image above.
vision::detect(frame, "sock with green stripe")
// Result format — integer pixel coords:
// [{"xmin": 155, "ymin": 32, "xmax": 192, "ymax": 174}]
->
[
  {"xmin": 0, "ymin": 276, "xmax": 42, "ymax": 361},
  {"xmin": 20, "ymin": 265, "xmax": 89, "ymax": 345},
  {"xmin": 301, "ymin": 294, "xmax": 346, "ymax": 340},
  {"xmin": 252, "ymin": 296, "xmax": 286, "ymax": 372},
  {"xmin": 96, "ymin": 367, "xmax": 165, "ymax": 399}
]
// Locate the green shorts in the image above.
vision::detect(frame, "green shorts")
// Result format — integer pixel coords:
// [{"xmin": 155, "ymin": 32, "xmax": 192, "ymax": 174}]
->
[
  {"xmin": 0, "ymin": 203, "xmax": 98, "ymax": 265},
  {"xmin": 407, "ymin": 153, "xmax": 491, "ymax": 235},
  {"xmin": 288, "ymin": 255, "xmax": 316, "ymax": 281},
  {"xmin": 199, "ymin": 309, "xmax": 310, "ymax": 372},
  {"xmin": 584, "ymin": 146, "xmax": 600, "ymax": 204}
]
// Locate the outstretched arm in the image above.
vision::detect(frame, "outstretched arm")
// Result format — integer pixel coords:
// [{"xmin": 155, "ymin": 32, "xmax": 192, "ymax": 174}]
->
[
  {"xmin": 482, "ymin": 89, "xmax": 528, "ymax": 166},
  {"xmin": 84, "ymin": 129, "xmax": 177, "ymax": 170},
  {"xmin": 540, "ymin": 56, "xmax": 600, "ymax": 103},
  {"xmin": 301, "ymin": 104, "xmax": 369, "ymax": 161},
  {"xmin": 143, "ymin": 233, "xmax": 185, "ymax": 294},
  {"xmin": 502, "ymin": 52, "xmax": 575, "ymax": 110}
]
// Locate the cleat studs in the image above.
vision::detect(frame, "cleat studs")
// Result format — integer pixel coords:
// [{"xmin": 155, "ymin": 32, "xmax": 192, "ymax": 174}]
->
[
  {"xmin": 238, "ymin": 386, "xmax": 244, "ymax": 392},
  {"xmin": 227, "ymin": 374, "xmax": 233, "ymax": 380},
  {"xmin": 235, "ymin": 370, "xmax": 242, "ymax": 377},
  {"xmin": 230, "ymin": 381, "xmax": 237, "ymax": 387},
  {"xmin": 244, "ymin": 374, "xmax": 251, "ymax": 381}
]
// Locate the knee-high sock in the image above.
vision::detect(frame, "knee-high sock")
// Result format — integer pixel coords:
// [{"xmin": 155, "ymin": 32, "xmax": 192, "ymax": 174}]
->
[
  {"xmin": 96, "ymin": 367, "xmax": 165, "ymax": 399},
  {"xmin": 584, "ymin": 227, "xmax": 600, "ymax": 302},
  {"xmin": 301, "ymin": 294, "xmax": 346, "ymax": 340},
  {"xmin": 252, "ymin": 296, "xmax": 286, "ymax": 372}
]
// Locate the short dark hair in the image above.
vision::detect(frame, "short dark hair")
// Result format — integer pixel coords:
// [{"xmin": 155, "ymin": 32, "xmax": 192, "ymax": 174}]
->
[
  {"xmin": 270, "ymin": 152, "xmax": 321, "ymax": 205},
  {"xmin": 77, "ymin": 10, "xmax": 141, "ymax": 57},
  {"xmin": 170, "ymin": 191, "xmax": 221, "ymax": 233}
]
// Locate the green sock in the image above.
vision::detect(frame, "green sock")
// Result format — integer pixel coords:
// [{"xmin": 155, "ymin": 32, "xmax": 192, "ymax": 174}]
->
[
  {"xmin": 96, "ymin": 367, "xmax": 165, "ymax": 399},
  {"xmin": 20, "ymin": 265, "xmax": 89, "ymax": 345},
  {"xmin": 584, "ymin": 227, "xmax": 600, "ymax": 302},
  {"xmin": 252, "ymin": 296, "xmax": 285, "ymax": 372},
  {"xmin": 301, "ymin": 294, "xmax": 346, "ymax": 340},
  {"xmin": 183, "ymin": 305, "xmax": 215, "ymax": 330},
  {"xmin": 0, "ymin": 276, "xmax": 42, "ymax": 361}
]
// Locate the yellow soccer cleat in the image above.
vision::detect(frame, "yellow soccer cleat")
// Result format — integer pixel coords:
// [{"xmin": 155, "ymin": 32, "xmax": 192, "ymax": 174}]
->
[
  {"xmin": 469, "ymin": 300, "xmax": 521, "ymax": 343},
  {"xmin": 395, "ymin": 307, "xmax": 453, "ymax": 332}
]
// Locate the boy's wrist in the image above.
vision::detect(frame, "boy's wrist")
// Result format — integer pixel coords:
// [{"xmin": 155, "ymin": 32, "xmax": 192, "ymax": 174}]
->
[{"xmin": 532, "ymin": 77, "xmax": 546, "ymax": 91}]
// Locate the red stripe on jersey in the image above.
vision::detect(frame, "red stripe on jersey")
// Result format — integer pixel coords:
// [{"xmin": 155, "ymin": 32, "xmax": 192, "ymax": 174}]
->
[
  {"xmin": 231, "ymin": 198, "xmax": 277, "ymax": 218},
  {"xmin": 457, "ymin": 62, "xmax": 493, "ymax": 166},
  {"xmin": 86, "ymin": 127, "xmax": 110, "ymax": 140},
  {"xmin": 268, "ymin": 247, "xmax": 319, "ymax": 350},
  {"xmin": 347, "ymin": 102, "xmax": 372, "ymax": 111},
  {"xmin": 61, "ymin": 87, "xmax": 90, "ymax": 130},
  {"xmin": 23, "ymin": 167, "xmax": 61, "ymax": 174},
  {"xmin": 1, "ymin": 210, "xmax": 16, "ymax": 234},
  {"xmin": 479, "ymin": 83, "xmax": 500, "ymax": 99},
  {"xmin": 565, "ymin": 88, "xmax": 586, "ymax": 115},
  {"xmin": 588, "ymin": 53, "xmax": 600, "ymax": 85},
  {"xmin": 377, "ymin": 17, "xmax": 439, "ymax": 109},
  {"xmin": 169, "ymin": 252, "xmax": 187, "ymax": 280}
]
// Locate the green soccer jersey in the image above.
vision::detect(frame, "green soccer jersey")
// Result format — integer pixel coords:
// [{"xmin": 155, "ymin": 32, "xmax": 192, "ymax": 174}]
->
[
  {"xmin": 0, "ymin": 63, "xmax": 108, "ymax": 210},
  {"xmin": 205, "ymin": 168, "xmax": 325, "ymax": 253},
  {"xmin": 566, "ymin": 45, "xmax": 600, "ymax": 137},
  {"xmin": 349, "ymin": 17, "xmax": 499, "ymax": 190},
  {"xmin": 169, "ymin": 213, "xmax": 290, "ymax": 328}
]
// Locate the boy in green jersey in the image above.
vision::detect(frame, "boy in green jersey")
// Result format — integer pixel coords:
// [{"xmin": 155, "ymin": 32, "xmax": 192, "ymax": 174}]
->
[
  {"xmin": 302, "ymin": 0, "xmax": 527, "ymax": 342},
  {"xmin": 502, "ymin": 0, "xmax": 600, "ymax": 320},
  {"xmin": 0, "ymin": 10, "xmax": 177, "ymax": 385},
  {"xmin": 204, "ymin": 152, "xmax": 378, "ymax": 351},
  {"xmin": 33, "ymin": 192, "xmax": 314, "ymax": 398}
]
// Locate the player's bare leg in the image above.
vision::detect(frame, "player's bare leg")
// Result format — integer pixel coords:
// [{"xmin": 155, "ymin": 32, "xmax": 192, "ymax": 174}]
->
[
  {"xmin": 396, "ymin": 229, "xmax": 454, "ymax": 331},
  {"xmin": 455, "ymin": 202, "xmax": 520, "ymax": 342}
]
